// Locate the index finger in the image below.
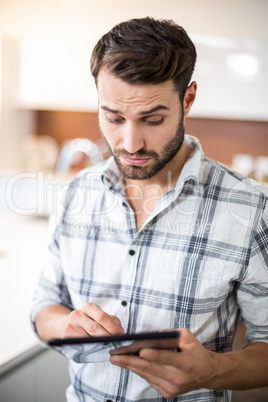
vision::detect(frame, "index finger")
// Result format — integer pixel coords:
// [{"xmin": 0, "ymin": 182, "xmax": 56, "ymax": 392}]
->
[{"xmin": 82, "ymin": 303, "xmax": 124, "ymax": 335}]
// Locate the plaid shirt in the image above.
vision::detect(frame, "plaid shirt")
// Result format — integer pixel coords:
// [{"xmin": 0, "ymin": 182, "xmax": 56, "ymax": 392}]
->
[{"xmin": 31, "ymin": 135, "xmax": 268, "ymax": 402}]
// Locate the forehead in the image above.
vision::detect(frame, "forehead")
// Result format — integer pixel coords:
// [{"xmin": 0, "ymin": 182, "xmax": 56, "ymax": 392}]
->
[{"xmin": 97, "ymin": 69, "xmax": 179, "ymax": 113}]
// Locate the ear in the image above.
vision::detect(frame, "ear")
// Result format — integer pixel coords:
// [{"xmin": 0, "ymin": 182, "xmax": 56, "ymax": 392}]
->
[{"xmin": 183, "ymin": 81, "xmax": 197, "ymax": 117}]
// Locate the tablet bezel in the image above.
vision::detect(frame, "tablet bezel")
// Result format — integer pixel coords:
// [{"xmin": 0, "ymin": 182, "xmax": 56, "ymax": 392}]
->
[{"xmin": 48, "ymin": 330, "xmax": 180, "ymax": 347}]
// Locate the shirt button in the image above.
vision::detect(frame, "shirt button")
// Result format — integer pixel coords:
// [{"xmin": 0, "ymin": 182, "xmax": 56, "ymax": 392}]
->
[
  {"xmin": 129, "ymin": 249, "xmax": 135, "ymax": 256},
  {"xmin": 122, "ymin": 201, "xmax": 128, "ymax": 208},
  {"xmin": 121, "ymin": 300, "xmax": 127, "ymax": 307}
]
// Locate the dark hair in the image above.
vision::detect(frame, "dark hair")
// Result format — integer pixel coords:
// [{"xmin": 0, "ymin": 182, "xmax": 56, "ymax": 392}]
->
[{"xmin": 90, "ymin": 17, "xmax": 197, "ymax": 101}]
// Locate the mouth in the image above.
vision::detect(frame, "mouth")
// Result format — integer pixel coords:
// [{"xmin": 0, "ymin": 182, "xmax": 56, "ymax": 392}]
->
[{"xmin": 123, "ymin": 156, "xmax": 151, "ymax": 166}]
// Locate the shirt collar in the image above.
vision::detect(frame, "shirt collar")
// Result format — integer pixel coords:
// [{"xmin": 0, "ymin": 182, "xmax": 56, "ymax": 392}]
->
[
  {"xmin": 101, "ymin": 157, "xmax": 124, "ymax": 193},
  {"xmin": 173, "ymin": 134, "xmax": 203, "ymax": 193}
]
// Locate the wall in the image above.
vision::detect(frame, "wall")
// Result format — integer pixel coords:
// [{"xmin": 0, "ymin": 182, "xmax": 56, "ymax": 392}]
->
[
  {"xmin": 0, "ymin": 38, "xmax": 34, "ymax": 171},
  {"xmin": 1, "ymin": 0, "xmax": 268, "ymax": 39}
]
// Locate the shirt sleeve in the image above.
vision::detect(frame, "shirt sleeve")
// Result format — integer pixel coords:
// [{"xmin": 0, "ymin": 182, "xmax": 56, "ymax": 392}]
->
[
  {"xmin": 30, "ymin": 196, "xmax": 74, "ymax": 339},
  {"xmin": 237, "ymin": 197, "xmax": 268, "ymax": 344}
]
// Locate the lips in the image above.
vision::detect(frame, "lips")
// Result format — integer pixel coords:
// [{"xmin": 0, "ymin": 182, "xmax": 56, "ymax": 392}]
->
[{"xmin": 123, "ymin": 157, "xmax": 150, "ymax": 166}]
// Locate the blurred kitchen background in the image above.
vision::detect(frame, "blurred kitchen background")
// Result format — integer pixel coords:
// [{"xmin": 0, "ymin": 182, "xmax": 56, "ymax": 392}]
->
[{"xmin": 0, "ymin": 0, "xmax": 267, "ymax": 401}]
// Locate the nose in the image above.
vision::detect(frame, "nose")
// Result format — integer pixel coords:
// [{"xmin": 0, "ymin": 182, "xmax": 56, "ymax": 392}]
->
[{"xmin": 123, "ymin": 122, "xmax": 144, "ymax": 154}]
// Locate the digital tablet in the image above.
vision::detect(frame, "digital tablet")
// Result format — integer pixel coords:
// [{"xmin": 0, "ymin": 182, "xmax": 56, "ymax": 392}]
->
[
  {"xmin": 48, "ymin": 330, "xmax": 179, "ymax": 346},
  {"xmin": 47, "ymin": 331, "xmax": 180, "ymax": 363}
]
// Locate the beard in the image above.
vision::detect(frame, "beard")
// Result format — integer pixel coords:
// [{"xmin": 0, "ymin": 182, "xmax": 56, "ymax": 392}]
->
[{"xmin": 102, "ymin": 114, "xmax": 185, "ymax": 181}]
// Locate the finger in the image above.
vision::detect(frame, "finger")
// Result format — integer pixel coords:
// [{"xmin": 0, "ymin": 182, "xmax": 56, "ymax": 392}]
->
[
  {"xmin": 139, "ymin": 347, "xmax": 181, "ymax": 366},
  {"xmin": 109, "ymin": 354, "xmax": 181, "ymax": 398},
  {"xmin": 110, "ymin": 315, "xmax": 123, "ymax": 328},
  {"xmin": 61, "ymin": 323, "xmax": 89, "ymax": 338},
  {"xmin": 111, "ymin": 349, "xmax": 183, "ymax": 384},
  {"xmin": 82, "ymin": 303, "xmax": 124, "ymax": 334},
  {"xmin": 67, "ymin": 309, "xmax": 113, "ymax": 337},
  {"xmin": 110, "ymin": 353, "xmax": 163, "ymax": 379}
]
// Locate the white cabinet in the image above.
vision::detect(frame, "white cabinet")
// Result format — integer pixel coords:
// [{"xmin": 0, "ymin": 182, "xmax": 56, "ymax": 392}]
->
[
  {"xmin": 0, "ymin": 211, "xmax": 49, "ymax": 366},
  {"xmin": 14, "ymin": 34, "xmax": 268, "ymax": 120},
  {"xmin": 0, "ymin": 37, "xmax": 35, "ymax": 172},
  {"xmin": 16, "ymin": 35, "xmax": 98, "ymax": 111},
  {"xmin": 190, "ymin": 35, "xmax": 268, "ymax": 121}
]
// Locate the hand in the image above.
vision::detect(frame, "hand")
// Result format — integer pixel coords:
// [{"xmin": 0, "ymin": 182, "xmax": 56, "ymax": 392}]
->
[
  {"xmin": 109, "ymin": 329, "xmax": 217, "ymax": 399},
  {"xmin": 61, "ymin": 303, "xmax": 124, "ymax": 338}
]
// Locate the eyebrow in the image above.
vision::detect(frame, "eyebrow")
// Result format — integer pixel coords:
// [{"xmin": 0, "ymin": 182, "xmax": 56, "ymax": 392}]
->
[{"xmin": 100, "ymin": 105, "xmax": 169, "ymax": 115}]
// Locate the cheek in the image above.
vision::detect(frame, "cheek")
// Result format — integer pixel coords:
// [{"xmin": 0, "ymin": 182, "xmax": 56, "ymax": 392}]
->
[{"xmin": 149, "ymin": 127, "xmax": 173, "ymax": 148}]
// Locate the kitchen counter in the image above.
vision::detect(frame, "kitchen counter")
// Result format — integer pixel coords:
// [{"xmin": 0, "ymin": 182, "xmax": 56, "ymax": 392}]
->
[{"xmin": 0, "ymin": 212, "xmax": 49, "ymax": 367}]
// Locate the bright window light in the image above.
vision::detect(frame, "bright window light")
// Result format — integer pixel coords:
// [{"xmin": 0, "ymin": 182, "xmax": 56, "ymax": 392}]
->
[{"xmin": 227, "ymin": 53, "xmax": 260, "ymax": 79}]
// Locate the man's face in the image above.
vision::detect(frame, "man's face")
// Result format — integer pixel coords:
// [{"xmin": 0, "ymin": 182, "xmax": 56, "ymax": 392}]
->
[{"xmin": 97, "ymin": 69, "xmax": 185, "ymax": 181}]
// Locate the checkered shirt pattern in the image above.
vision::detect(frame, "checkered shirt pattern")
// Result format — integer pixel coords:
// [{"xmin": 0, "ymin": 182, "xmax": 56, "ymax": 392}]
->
[{"xmin": 31, "ymin": 135, "xmax": 268, "ymax": 402}]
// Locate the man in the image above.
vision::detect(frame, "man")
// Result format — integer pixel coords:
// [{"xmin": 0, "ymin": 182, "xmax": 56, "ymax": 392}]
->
[{"xmin": 31, "ymin": 17, "xmax": 268, "ymax": 401}]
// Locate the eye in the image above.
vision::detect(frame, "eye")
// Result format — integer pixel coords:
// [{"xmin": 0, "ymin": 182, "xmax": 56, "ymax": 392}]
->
[
  {"xmin": 106, "ymin": 113, "xmax": 124, "ymax": 124},
  {"xmin": 143, "ymin": 115, "xmax": 164, "ymax": 126}
]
